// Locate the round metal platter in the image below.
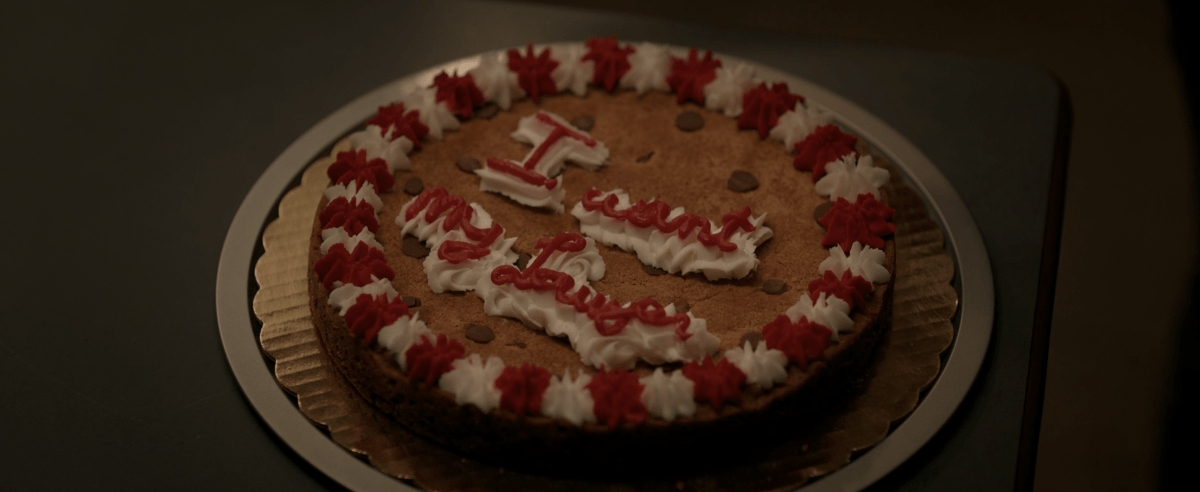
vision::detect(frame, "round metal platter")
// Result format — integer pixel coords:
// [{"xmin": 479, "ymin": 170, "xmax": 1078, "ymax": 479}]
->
[{"xmin": 215, "ymin": 44, "xmax": 995, "ymax": 492}]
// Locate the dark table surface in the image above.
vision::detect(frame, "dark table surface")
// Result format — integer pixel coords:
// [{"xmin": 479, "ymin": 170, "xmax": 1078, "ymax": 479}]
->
[{"xmin": 1, "ymin": 0, "xmax": 1065, "ymax": 490}]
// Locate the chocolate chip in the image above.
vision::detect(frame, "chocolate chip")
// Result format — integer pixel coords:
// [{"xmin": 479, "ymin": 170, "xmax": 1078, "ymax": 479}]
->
[
  {"xmin": 400, "ymin": 296, "xmax": 421, "ymax": 308},
  {"xmin": 474, "ymin": 103, "xmax": 500, "ymax": 120},
  {"xmin": 636, "ymin": 151, "xmax": 654, "ymax": 163},
  {"xmin": 404, "ymin": 176, "xmax": 424, "ymax": 196},
  {"xmin": 739, "ymin": 332, "xmax": 763, "ymax": 348},
  {"xmin": 763, "ymin": 279, "xmax": 788, "ymax": 295},
  {"xmin": 455, "ymin": 156, "xmax": 482, "ymax": 174},
  {"xmin": 516, "ymin": 253, "xmax": 533, "ymax": 271},
  {"xmin": 570, "ymin": 115, "xmax": 595, "ymax": 131},
  {"xmin": 464, "ymin": 324, "xmax": 495, "ymax": 344},
  {"xmin": 727, "ymin": 170, "xmax": 759, "ymax": 193},
  {"xmin": 814, "ymin": 202, "xmax": 833, "ymax": 223},
  {"xmin": 675, "ymin": 111, "xmax": 704, "ymax": 132},
  {"xmin": 507, "ymin": 341, "xmax": 527, "ymax": 349},
  {"xmin": 401, "ymin": 236, "xmax": 429, "ymax": 258},
  {"xmin": 642, "ymin": 264, "xmax": 667, "ymax": 276},
  {"xmin": 675, "ymin": 302, "xmax": 690, "ymax": 314}
]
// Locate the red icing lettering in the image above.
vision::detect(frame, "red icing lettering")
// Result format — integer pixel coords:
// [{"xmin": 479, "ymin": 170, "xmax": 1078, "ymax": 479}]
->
[
  {"xmin": 739, "ymin": 82, "xmax": 804, "ymax": 139},
  {"xmin": 507, "ymin": 43, "xmax": 558, "ymax": 103},
  {"xmin": 484, "ymin": 157, "xmax": 559, "ymax": 189},
  {"xmin": 793, "ymin": 124, "xmax": 858, "ymax": 181},
  {"xmin": 327, "ymin": 149, "xmax": 394, "ymax": 192},
  {"xmin": 366, "ymin": 102, "xmax": 430, "ymax": 150},
  {"xmin": 313, "ymin": 242, "xmax": 395, "ymax": 290},
  {"xmin": 343, "ymin": 293, "xmax": 411, "ymax": 343},
  {"xmin": 586, "ymin": 369, "xmax": 647, "ymax": 429},
  {"xmin": 430, "ymin": 71, "xmax": 485, "ymax": 118},
  {"xmin": 319, "ymin": 197, "xmax": 379, "ymax": 235},
  {"xmin": 580, "ymin": 190, "xmax": 757, "ymax": 253},
  {"xmin": 762, "ymin": 314, "xmax": 831, "ymax": 369},
  {"xmin": 403, "ymin": 187, "xmax": 505, "ymax": 247},
  {"xmin": 681, "ymin": 356, "xmax": 747, "ymax": 408},
  {"xmin": 494, "ymin": 363, "xmax": 552, "ymax": 416},
  {"xmin": 437, "ymin": 240, "xmax": 493, "ymax": 264},
  {"xmin": 818, "ymin": 194, "xmax": 896, "ymax": 252},
  {"xmin": 808, "ymin": 269, "xmax": 872, "ymax": 310},
  {"xmin": 583, "ymin": 36, "xmax": 635, "ymax": 92},
  {"xmin": 667, "ymin": 48, "xmax": 721, "ymax": 105},
  {"xmin": 404, "ymin": 334, "xmax": 465, "ymax": 386}
]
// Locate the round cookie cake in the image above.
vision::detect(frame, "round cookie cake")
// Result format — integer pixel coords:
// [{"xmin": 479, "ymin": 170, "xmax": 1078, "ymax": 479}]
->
[{"xmin": 307, "ymin": 38, "xmax": 897, "ymax": 472}]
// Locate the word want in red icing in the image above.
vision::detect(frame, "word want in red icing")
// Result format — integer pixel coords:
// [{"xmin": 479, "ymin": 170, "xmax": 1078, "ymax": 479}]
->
[
  {"xmin": 583, "ymin": 36, "xmax": 635, "ymax": 92},
  {"xmin": 404, "ymin": 187, "xmax": 505, "ymax": 249},
  {"xmin": 507, "ymin": 43, "xmax": 558, "ymax": 103},
  {"xmin": 431, "ymin": 71, "xmax": 485, "ymax": 118},
  {"xmin": 667, "ymin": 48, "xmax": 721, "ymax": 105},
  {"xmin": 314, "ymin": 242, "xmax": 394, "ymax": 290},
  {"xmin": 580, "ymin": 189, "xmax": 757, "ymax": 253},
  {"xmin": 682, "ymin": 356, "xmax": 747, "ymax": 408},
  {"xmin": 494, "ymin": 363, "xmax": 553, "ymax": 416},
  {"xmin": 483, "ymin": 113, "xmax": 597, "ymax": 188},
  {"xmin": 366, "ymin": 102, "xmax": 430, "ymax": 150},
  {"xmin": 818, "ymin": 193, "xmax": 896, "ymax": 252},
  {"xmin": 344, "ymin": 293, "xmax": 412, "ymax": 343},
  {"xmin": 762, "ymin": 315, "xmax": 832, "ymax": 370},
  {"xmin": 489, "ymin": 233, "xmax": 693, "ymax": 339},
  {"xmin": 586, "ymin": 369, "xmax": 647, "ymax": 428},
  {"xmin": 739, "ymin": 82, "xmax": 804, "ymax": 139}
]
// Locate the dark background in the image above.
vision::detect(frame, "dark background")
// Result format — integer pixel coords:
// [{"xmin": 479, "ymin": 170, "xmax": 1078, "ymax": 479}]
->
[{"xmin": 2, "ymin": 0, "xmax": 1194, "ymax": 490}]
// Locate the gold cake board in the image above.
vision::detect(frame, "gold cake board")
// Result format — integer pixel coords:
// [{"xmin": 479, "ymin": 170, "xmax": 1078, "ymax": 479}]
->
[{"xmin": 254, "ymin": 151, "xmax": 956, "ymax": 491}]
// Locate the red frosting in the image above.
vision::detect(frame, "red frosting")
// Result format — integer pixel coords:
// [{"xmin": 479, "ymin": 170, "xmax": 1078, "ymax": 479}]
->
[
  {"xmin": 793, "ymin": 124, "xmax": 858, "ymax": 181},
  {"xmin": 583, "ymin": 36, "xmax": 634, "ymax": 92},
  {"xmin": 490, "ymin": 233, "xmax": 693, "ymax": 339},
  {"xmin": 365, "ymin": 102, "xmax": 430, "ymax": 150},
  {"xmin": 762, "ymin": 315, "xmax": 832, "ymax": 369},
  {"xmin": 404, "ymin": 334, "xmax": 465, "ymax": 386},
  {"xmin": 431, "ymin": 71, "xmax": 485, "ymax": 119},
  {"xmin": 494, "ymin": 363, "xmax": 552, "ymax": 416},
  {"xmin": 484, "ymin": 157, "xmax": 559, "ymax": 189},
  {"xmin": 818, "ymin": 194, "xmax": 896, "ymax": 252},
  {"xmin": 523, "ymin": 113, "xmax": 598, "ymax": 169},
  {"xmin": 507, "ymin": 43, "xmax": 559, "ymax": 103},
  {"xmin": 313, "ymin": 242, "xmax": 395, "ymax": 290},
  {"xmin": 319, "ymin": 197, "xmax": 379, "ymax": 236},
  {"xmin": 667, "ymin": 48, "xmax": 721, "ymax": 105},
  {"xmin": 808, "ymin": 269, "xmax": 872, "ymax": 310},
  {"xmin": 739, "ymin": 82, "xmax": 804, "ymax": 139},
  {"xmin": 580, "ymin": 189, "xmax": 757, "ymax": 253},
  {"xmin": 437, "ymin": 240, "xmax": 493, "ymax": 265},
  {"xmin": 404, "ymin": 187, "xmax": 505, "ymax": 248},
  {"xmin": 327, "ymin": 149, "xmax": 394, "ymax": 192},
  {"xmin": 343, "ymin": 293, "xmax": 411, "ymax": 343},
  {"xmin": 681, "ymin": 356, "xmax": 747, "ymax": 408},
  {"xmin": 586, "ymin": 369, "xmax": 647, "ymax": 429}
]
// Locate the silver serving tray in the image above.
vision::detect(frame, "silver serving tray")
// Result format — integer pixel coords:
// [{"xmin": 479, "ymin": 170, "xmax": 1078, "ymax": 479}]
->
[{"xmin": 216, "ymin": 44, "xmax": 994, "ymax": 491}]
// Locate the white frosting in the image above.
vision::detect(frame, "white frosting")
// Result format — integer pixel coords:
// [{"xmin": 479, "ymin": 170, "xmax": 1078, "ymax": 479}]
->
[
  {"xmin": 398, "ymin": 86, "xmax": 460, "ymax": 140},
  {"xmin": 785, "ymin": 292, "xmax": 853, "ymax": 341},
  {"xmin": 324, "ymin": 181, "xmax": 382, "ymax": 212},
  {"xmin": 326, "ymin": 277, "xmax": 398, "ymax": 315},
  {"xmin": 469, "ymin": 51, "xmax": 525, "ymax": 110},
  {"xmin": 814, "ymin": 154, "xmax": 890, "ymax": 201},
  {"xmin": 769, "ymin": 102, "xmax": 833, "ymax": 149},
  {"xmin": 375, "ymin": 312, "xmax": 433, "ymax": 371},
  {"xmin": 639, "ymin": 368, "xmax": 696, "ymax": 422},
  {"xmin": 570, "ymin": 189, "xmax": 773, "ymax": 280},
  {"xmin": 438, "ymin": 354, "xmax": 505, "ymax": 413},
  {"xmin": 320, "ymin": 227, "xmax": 383, "ymax": 256},
  {"xmin": 475, "ymin": 276, "xmax": 719, "ymax": 370},
  {"xmin": 703, "ymin": 63, "xmax": 757, "ymax": 117},
  {"xmin": 724, "ymin": 341, "xmax": 788, "ymax": 390},
  {"xmin": 620, "ymin": 42, "xmax": 671, "ymax": 94},
  {"xmin": 541, "ymin": 370, "xmax": 596, "ymax": 425},
  {"xmin": 549, "ymin": 44, "xmax": 594, "ymax": 97},
  {"xmin": 348, "ymin": 125, "xmax": 413, "ymax": 173},
  {"xmin": 819, "ymin": 242, "xmax": 890, "ymax": 285},
  {"xmin": 510, "ymin": 111, "xmax": 610, "ymax": 172},
  {"xmin": 396, "ymin": 197, "xmax": 518, "ymax": 293},
  {"xmin": 531, "ymin": 237, "xmax": 606, "ymax": 287},
  {"xmin": 474, "ymin": 163, "xmax": 567, "ymax": 213}
]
